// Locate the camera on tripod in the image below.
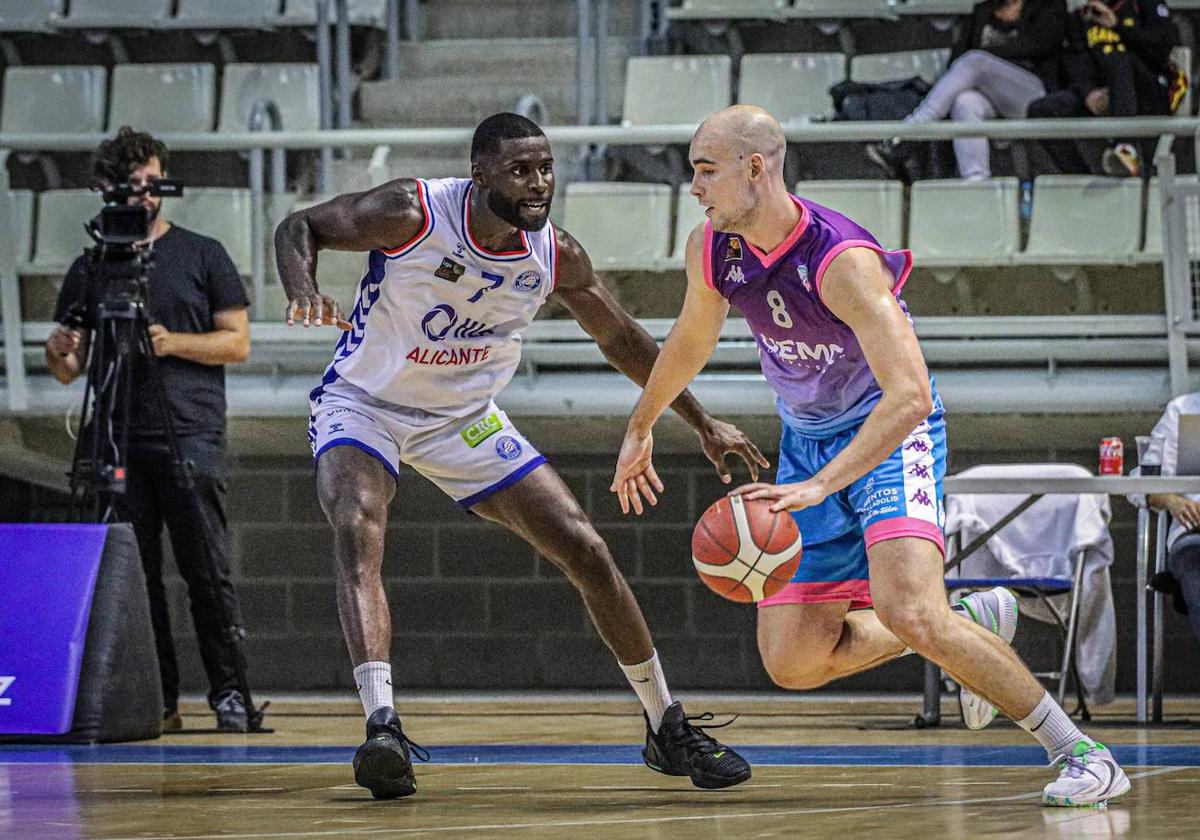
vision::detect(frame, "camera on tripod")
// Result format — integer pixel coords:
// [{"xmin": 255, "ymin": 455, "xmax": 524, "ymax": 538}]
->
[{"xmin": 89, "ymin": 179, "xmax": 184, "ymax": 248}]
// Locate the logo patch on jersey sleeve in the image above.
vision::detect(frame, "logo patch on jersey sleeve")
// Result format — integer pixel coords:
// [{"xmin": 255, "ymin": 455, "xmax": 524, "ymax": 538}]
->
[
  {"xmin": 460, "ymin": 412, "xmax": 505, "ymax": 448},
  {"xmin": 435, "ymin": 257, "xmax": 466, "ymax": 283},
  {"xmin": 514, "ymin": 270, "xmax": 542, "ymax": 292}
]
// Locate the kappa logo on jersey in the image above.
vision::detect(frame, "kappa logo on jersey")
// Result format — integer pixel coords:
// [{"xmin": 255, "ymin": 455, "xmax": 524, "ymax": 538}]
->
[
  {"xmin": 759, "ymin": 333, "xmax": 845, "ymax": 366},
  {"xmin": 514, "ymin": 270, "xmax": 542, "ymax": 292},
  {"xmin": 435, "ymin": 257, "xmax": 466, "ymax": 283},
  {"xmin": 461, "ymin": 412, "xmax": 504, "ymax": 448},
  {"xmin": 420, "ymin": 304, "xmax": 495, "ymax": 342},
  {"xmin": 495, "ymin": 435, "xmax": 522, "ymax": 461},
  {"xmin": 724, "ymin": 238, "xmax": 743, "ymax": 261},
  {"xmin": 797, "ymin": 265, "xmax": 812, "ymax": 293},
  {"xmin": 724, "ymin": 264, "xmax": 746, "ymax": 286}
]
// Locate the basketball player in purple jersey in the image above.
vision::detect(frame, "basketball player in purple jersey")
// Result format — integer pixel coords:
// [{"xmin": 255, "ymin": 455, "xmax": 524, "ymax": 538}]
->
[
  {"xmin": 612, "ymin": 105, "xmax": 1129, "ymax": 807},
  {"xmin": 275, "ymin": 114, "xmax": 762, "ymax": 799}
]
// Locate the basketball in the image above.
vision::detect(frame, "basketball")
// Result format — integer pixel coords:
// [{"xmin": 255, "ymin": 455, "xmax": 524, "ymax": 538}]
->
[{"xmin": 691, "ymin": 494, "xmax": 803, "ymax": 603}]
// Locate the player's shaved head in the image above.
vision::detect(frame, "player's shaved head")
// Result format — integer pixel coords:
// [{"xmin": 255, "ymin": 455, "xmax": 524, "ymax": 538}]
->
[{"xmin": 692, "ymin": 105, "xmax": 786, "ymax": 177}]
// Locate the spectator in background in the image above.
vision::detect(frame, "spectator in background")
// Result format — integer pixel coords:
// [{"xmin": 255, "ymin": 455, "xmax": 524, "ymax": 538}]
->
[
  {"xmin": 1129, "ymin": 391, "xmax": 1200, "ymax": 651},
  {"xmin": 868, "ymin": 0, "xmax": 1068, "ymax": 182},
  {"xmin": 1028, "ymin": 1, "xmax": 1177, "ymax": 177}
]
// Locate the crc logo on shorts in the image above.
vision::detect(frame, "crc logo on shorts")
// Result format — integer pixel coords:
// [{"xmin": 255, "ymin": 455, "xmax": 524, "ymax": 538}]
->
[
  {"xmin": 461, "ymin": 412, "xmax": 504, "ymax": 448},
  {"xmin": 495, "ymin": 435, "xmax": 522, "ymax": 461},
  {"xmin": 514, "ymin": 270, "xmax": 542, "ymax": 292}
]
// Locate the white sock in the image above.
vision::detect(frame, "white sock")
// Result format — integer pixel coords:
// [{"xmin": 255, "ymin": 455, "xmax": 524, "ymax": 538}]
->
[
  {"xmin": 353, "ymin": 660, "xmax": 394, "ymax": 718},
  {"xmin": 620, "ymin": 650, "xmax": 673, "ymax": 732},
  {"xmin": 1016, "ymin": 691, "xmax": 1088, "ymax": 758}
]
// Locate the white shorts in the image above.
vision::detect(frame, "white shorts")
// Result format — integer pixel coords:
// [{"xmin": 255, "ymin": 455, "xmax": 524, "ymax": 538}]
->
[{"xmin": 308, "ymin": 380, "xmax": 546, "ymax": 508}]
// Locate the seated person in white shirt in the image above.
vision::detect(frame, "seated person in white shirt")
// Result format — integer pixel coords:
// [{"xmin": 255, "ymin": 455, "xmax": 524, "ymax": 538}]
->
[{"xmin": 1132, "ymin": 391, "xmax": 1200, "ymax": 643}]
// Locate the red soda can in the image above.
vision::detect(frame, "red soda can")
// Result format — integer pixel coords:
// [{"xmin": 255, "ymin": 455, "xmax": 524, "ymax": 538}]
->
[{"xmin": 1099, "ymin": 437, "xmax": 1124, "ymax": 475}]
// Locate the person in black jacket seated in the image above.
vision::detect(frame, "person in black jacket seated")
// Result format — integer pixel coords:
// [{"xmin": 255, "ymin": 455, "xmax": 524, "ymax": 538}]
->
[
  {"xmin": 868, "ymin": 0, "xmax": 1068, "ymax": 181},
  {"xmin": 1027, "ymin": 1, "xmax": 1177, "ymax": 177}
]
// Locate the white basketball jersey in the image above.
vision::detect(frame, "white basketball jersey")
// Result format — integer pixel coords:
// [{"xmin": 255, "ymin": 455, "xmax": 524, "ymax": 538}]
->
[{"xmin": 316, "ymin": 178, "xmax": 558, "ymax": 414}]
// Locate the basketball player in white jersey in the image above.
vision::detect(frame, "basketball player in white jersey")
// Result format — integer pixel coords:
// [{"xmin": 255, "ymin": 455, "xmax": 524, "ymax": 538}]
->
[{"xmin": 274, "ymin": 114, "xmax": 766, "ymax": 799}]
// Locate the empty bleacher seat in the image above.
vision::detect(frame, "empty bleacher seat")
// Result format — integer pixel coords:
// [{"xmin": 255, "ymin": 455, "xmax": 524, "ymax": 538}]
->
[
  {"xmin": 170, "ymin": 188, "xmax": 254, "ymax": 276},
  {"xmin": 739, "ymin": 53, "xmax": 845, "ymax": 124},
  {"xmin": 0, "ymin": 66, "xmax": 108, "ymax": 134},
  {"xmin": 169, "ymin": 0, "xmax": 278, "ymax": 28},
  {"xmin": 891, "ymin": 0, "xmax": 976, "ymax": 13},
  {"xmin": 670, "ymin": 0, "xmax": 788, "ymax": 19},
  {"xmin": 794, "ymin": 180, "xmax": 904, "ymax": 251},
  {"xmin": 1016, "ymin": 176, "xmax": 1143, "ymax": 265},
  {"xmin": 908, "ymin": 178, "xmax": 1020, "ymax": 266},
  {"xmin": 849, "ymin": 49, "xmax": 950, "ymax": 84},
  {"xmin": 26, "ymin": 190, "xmax": 100, "ymax": 276},
  {"xmin": 790, "ymin": 1, "xmax": 893, "ymax": 18},
  {"xmin": 218, "ymin": 64, "xmax": 321, "ymax": 132},
  {"xmin": 562, "ymin": 182, "xmax": 672, "ymax": 270},
  {"xmin": 668, "ymin": 183, "xmax": 708, "ymax": 267},
  {"xmin": 621, "ymin": 56, "xmax": 731, "ymax": 126},
  {"xmin": 0, "ymin": 0, "xmax": 62, "ymax": 32},
  {"xmin": 281, "ymin": 0, "xmax": 388, "ymax": 27},
  {"xmin": 5, "ymin": 190, "xmax": 35, "ymax": 265},
  {"xmin": 59, "ymin": 0, "xmax": 171, "ymax": 28},
  {"xmin": 1143, "ymin": 177, "xmax": 1200, "ymax": 260},
  {"xmin": 108, "ymin": 64, "xmax": 217, "ymax": 133}
]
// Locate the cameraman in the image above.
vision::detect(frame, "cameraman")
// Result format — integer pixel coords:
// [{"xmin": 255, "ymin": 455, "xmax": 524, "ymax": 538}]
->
[{"xmin": 45, "ymin": 127, "xmax": 253, "ymax": 733}]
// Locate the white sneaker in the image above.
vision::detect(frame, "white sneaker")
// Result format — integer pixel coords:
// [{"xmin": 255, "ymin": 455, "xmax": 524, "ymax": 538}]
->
[
  {"xmin": 1043, "ymin": 740, "xmax": 1130, "ymax": 807},
  {"xmin": 952, "ymin": 586, "xmax": 1019, "ymax": 730}
]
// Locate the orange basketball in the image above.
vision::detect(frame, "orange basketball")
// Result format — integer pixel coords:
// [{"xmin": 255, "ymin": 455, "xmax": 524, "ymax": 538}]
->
[{"xmin": 691, "ymin": 494, "xmax": 803, "ymax": 603}]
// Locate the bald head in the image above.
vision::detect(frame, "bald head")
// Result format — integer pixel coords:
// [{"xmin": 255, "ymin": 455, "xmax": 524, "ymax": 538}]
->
[{"xmin": 692, "ymin": 105, "xmax": 786, "ymax": 177}]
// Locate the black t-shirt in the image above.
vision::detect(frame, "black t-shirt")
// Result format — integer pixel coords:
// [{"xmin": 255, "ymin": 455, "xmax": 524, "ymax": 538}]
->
[{"xmin": 53, "ymin": 225, "xmax": 249, "ymax": 437}]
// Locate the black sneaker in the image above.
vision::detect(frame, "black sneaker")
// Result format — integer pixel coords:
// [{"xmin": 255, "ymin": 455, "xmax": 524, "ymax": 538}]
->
[
  {"xmin": 643, "ymin": 702, "xmax": 751, "ymax": 789},
  {"xmin": 214, "ymin": 691, "xmax": 248, "ymax": 733},
  {"xmin": 353, "ymin": 707, "xmax": 429, "ymax": 800},
  {"xmin": 865, "ymin": 138, "xmax": 912, "ymax": 184}
]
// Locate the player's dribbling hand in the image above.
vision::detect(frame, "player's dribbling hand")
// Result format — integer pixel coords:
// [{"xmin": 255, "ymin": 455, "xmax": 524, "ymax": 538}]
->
[
  {"xmin": 611, "ymin": 427, "xmax": 665, "ymax": 516},
  {"xmin": 697, "ymin": 418, "xmax": 770, "ymax": 485},
  {"xmin": 731, "ymin": 479, "xmax": 828, "ymax": 514},
  {"xmin": 286, "ymin": 293, "xmax": 352, "ymax": 330}
]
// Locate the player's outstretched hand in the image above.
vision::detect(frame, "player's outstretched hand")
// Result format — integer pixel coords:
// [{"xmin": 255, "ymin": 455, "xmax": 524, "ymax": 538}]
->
[
  {"xmin": 611, "ymin": 427, "xmax": 664, "ymax": 516},
  {"xmin": 286, "ymin": 293, "xmax": 352, "ymax": 330},
  {"xmin": 730, "ymin": 478, "xmax": 828, "ymax": 514},
  {"xmin": 697, "ymin": 418, "xmax": 770, "ymax": 485}
]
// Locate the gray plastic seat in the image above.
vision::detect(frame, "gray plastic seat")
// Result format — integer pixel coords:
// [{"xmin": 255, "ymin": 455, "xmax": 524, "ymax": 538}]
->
[
  {"xmin": 908, "ymin": 178, "xmax": 1019, "ymax": 266},
  {"xmin": 1016, "ymin": 176, "xmax": 1143, "ymax": 265},
  {"xmin": 1143, "ymin": 177, "xmax": 1200, "ymax": 260},
  {"xmin": 563, "ymin": 182, "xmax": 672, "ymax": 270},
  {"xmin": 891, "ymin": 0, "xmax": 976, "ymax": 13},
  {"xmin": 621, "ymin": 56, "xmax": 731, "ymax": 126},
  {"xmin": 0, "ymin": 66, "xmax": 107, "ymax": 134},
  {"xmin": 790, "ymin": 1, "xmax": 893, "ymax": 18},
  {"xmin": 670, "ymin": 0, "xmax": 788, "ymax": 19},
  {"xmin": 794, "ymin": 180, "xmax": 904, "ymax": 251},
  {"xmin": 108, "ymin": 64, "xmax": 216, "ymax": 133},
  {"xmin": 169, "ymin": 188, "xmax": 254, "ymax": 275},
  {"xmin": 218, "ymin": 64, "xmax": 321, "ymax": 132},
  {"xmin": 168, "ymin": 0, "xmax": 278, "ymax": 28},
  {"xmin": 739, "ymin": 53, "xmax": 845, "ymax": 124},
  {"xmin": 668, "ymin": 184, "xmax": 709, "ymax": 268},
  {"xmin": 59, "ymin": 0, "xmax": 171, "ymax": 28},
  {"xmin": 281, "ymin": 0, "xmax": 388, "ymax": 27},
  {"xmin": 5, "ymin": 190, "xmax": 35, "ymax": 265},
  {"xmin": 0, "ymin": 0, "xmax": 63, "ymax": 32},
  {"xmin": 26, "ymin": 190, "xmax": 100, "ymax": 276},
  {"xmin": 850, "ymin": 48, "xmax": 951, "ymax": 84}
]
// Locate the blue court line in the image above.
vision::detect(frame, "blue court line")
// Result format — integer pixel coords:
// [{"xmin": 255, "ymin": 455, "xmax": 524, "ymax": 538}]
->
[{"xmin": 2, "ymin": 744, "xmax": 1200, "ymax": 767}]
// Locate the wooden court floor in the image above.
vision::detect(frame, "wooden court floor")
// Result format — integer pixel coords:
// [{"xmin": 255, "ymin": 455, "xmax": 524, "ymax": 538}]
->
[{"xmin": 4, "ymin": 694, "xmax": 1200, "ymax": 839}]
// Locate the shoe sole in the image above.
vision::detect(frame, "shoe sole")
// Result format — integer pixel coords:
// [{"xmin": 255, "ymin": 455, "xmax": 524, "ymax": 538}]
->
[
  {"xmin": 1043, "ymin": 769, "xmax": 1131, "ymax": 807},
  {"xmin": 960, "ymin": 588, "xmax": 1019, "ymax": 730},
  {"xmin": 354, "ymin": 742, "xmax": 416, "ymax": 800},
  {"xmin": 644, "ymin": 755, "xmax": 751, "ymax": 789}
]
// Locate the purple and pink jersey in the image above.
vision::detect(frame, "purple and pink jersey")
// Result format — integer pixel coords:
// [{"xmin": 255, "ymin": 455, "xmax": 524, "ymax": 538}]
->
[{"xmin": 704, "ymin": 195, "xmax": 913, "ymax": 435}]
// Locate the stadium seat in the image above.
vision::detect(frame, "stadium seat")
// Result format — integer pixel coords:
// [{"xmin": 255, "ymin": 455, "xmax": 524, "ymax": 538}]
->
[
  {"xmin": 6, "ymin": 190, "xmax": 35, "ymax": 265},
  {"xmin": 849, "ymin": 48, "xmax": 951, "ymax": 84},
  {"xmin": 669, "ymin": 0, "xmax": 788, "ymax": 19},
  {"xmin": 281, "ymin": 0, "xmax": 389, "ymax": 27},
  {"xmin": 1016, "ymin": 176, "xmax": 1143, "ymax": 265},
  {"xmin": 668, "ymin": 184, "xmax": 708, "ymax": 268},
  {"xmin": 168, "ymin": 0, "xmax": 278, "ymax": 29},
  {"xmin": 58, "ymin": 0, "xmax": 171, "ymax": 28},
  {"xmin": 26, "ymin": 190, "xmax": 100, "ymax": 276},
  {"xmin": 621, "ymin": 56, "xmax": 732, "ymax": 126},
  {"xmin": 170, "ymin": 188, "xmax": 254, "ymax": 276},
  {"xmin": 794, "ymin": 180, "xmax": 904, "ymax": 251},
  {"xmin": 108, "ymin": 64, "xmax": 217, "ymax": 133},
  {"xmin": 891, "ymin": 0, "xmax": 976, "ymax": 13},
  {"xmin": 218, "ymin": 64, "xmax": 321, "ymax": 132},
  {"xmin": 789, "ymin": 1, "xmax": 894, "ymax": 18},
  {"xmin": 0, "ymin": 0, "xmax": 62, "ymax": 32},
  {"xmin": 739, "ymin": 53, "xmax": 846, "ymax": 124},
  {"xmin": 908, "ymin": 178, "xmax": 1020, "ymax": 266},
  {"xmin": 0, "ymin": 66, "xmax": 108, "ymax": 134},
  {"xmin": 562, "ymin": 182, "xmax": 672, "ymax": 270},
  {"xmin": 1143, "ymin": 176, "xmax": 1200, "ymax": 260}
]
